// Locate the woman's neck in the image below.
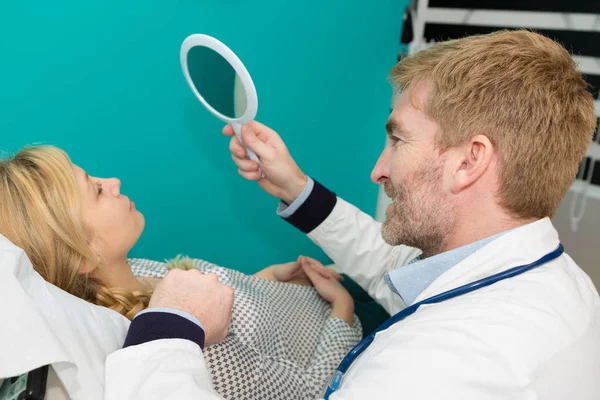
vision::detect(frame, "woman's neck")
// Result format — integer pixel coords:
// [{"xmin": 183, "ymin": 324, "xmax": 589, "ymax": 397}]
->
[{"xmin": 96, "ymin": 258, "xmax": 147, "ymax": 292}]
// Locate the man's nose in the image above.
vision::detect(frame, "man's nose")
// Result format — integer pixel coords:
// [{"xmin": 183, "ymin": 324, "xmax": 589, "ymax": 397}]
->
[{"xmin": 371, "ymin": 147, "xmax": 391, "ymax": 185}]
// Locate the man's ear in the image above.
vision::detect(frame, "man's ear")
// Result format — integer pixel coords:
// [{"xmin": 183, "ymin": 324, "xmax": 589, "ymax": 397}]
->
[{"xmin": 449, "ymin": 134, "xmax": 494, "ymax": 195}]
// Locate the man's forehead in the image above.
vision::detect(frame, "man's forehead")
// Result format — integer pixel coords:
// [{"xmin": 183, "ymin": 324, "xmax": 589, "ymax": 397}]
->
[
  {"xmin": 387, "ymin": 84, "xmax": 439, "ymax": 137},
  {"xmin": 393, "ymin": 82, "xmax": 429, "ymax": 111},
  {"xmin": 387, "ymin": 93, "xmax": 421, "ymax": 133}
]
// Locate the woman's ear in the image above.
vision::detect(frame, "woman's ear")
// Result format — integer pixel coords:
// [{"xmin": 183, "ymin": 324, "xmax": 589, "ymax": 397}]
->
[
  {"xmin": 450, "ymin": 134, "xmax": 494, "ymax": 195},
  {"xmin": 79, "ymin": 249, "xmax": 102, "ymax": 274},
  {"xmin": 79, "ymin": 261, "xmax": 96, "ymax": 274}
]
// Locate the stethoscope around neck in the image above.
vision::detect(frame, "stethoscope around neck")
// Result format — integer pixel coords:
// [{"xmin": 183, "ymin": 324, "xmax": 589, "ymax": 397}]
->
[{"xmin": 323, "ymin": 243, "xmax": 565, "ymax": 399}]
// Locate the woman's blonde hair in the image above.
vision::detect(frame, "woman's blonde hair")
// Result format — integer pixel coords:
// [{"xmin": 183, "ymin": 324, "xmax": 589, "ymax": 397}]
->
[
  {"xmin": 390, "ymin": 30, "xmax": 597, "ymax": 219},
  {"xmin": 0, "ymin": 145, "xmax": 150, "ymax": 319}
]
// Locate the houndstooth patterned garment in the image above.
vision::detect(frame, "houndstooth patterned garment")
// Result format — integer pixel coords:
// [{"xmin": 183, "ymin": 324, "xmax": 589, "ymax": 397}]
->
[{"xmin": 129, "ymin": 257, "xmax": 362, "ymax": 400}]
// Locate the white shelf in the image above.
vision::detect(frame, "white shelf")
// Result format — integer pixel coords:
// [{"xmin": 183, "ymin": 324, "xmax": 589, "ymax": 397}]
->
[{"xmin": 424, "ymin": 8, "xmax": 600, "ymax": 31}]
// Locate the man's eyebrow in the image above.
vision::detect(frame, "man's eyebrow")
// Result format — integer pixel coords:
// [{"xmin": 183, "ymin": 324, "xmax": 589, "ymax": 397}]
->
[{"xmin": 386, "ymin": 119, "xmax": 399, "ymax": 135}]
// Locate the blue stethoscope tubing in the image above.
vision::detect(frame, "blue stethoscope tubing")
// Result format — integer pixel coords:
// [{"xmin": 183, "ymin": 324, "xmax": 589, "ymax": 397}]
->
[{"xmin": 323, "ymin": 243, "xmax": 565, "ymax": 399}]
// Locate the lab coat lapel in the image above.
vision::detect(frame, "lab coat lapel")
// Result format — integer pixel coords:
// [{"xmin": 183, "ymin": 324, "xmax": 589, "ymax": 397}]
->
[{"xmin": 414, "ymin": 218, "xmax": 561, "ymax": 304}]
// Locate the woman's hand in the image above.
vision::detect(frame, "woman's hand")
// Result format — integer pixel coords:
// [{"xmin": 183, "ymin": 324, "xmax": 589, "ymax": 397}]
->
[
  {"xmin": 255, "ymin": 256, "xmax": 343, "ymax": 286},
  {"xmin": 300, "ymin": 256, "xmax": 354, "ymax": 325},
  {"xmin": 271, "ymin": 260, "xmax": 310, "ymax": 285},
  {"xmin": 254, "ymin": 260, "xmax": 310, "ymax": 285}
]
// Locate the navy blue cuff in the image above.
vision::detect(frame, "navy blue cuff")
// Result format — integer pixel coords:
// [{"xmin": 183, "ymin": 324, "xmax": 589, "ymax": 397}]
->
[
  {"xmin": 282, "ymin": 179, "xmax": 337, "ymax": 233},
  {"xmin": 123, "ymin": 311, "xmax": 206, "ymax": 350}
]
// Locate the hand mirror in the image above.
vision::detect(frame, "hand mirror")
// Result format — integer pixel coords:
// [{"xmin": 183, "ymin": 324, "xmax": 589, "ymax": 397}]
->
[{"xmin": 181, "ymin": 34, "xmax": 259, "ymax": 163}]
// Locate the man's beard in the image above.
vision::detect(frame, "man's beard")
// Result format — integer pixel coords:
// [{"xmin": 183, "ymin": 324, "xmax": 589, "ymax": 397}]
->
[{"xmin": 381, "ymin": 164, "xmax": 454, "ymax": 257}]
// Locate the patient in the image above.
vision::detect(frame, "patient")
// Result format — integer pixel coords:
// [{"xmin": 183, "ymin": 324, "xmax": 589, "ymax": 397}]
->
[{"xmin": 0, "ymin": 145, "xmax": 361, "ymax": 400}]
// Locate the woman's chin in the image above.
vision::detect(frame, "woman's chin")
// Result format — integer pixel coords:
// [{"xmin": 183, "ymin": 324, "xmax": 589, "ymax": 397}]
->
[{"xmin": 134, "ymin": 212, "xmax": 146, "ymax": 239}]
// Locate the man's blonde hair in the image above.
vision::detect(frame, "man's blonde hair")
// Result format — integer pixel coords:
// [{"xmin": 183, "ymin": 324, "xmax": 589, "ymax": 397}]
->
[
  {"xmin": 0, "ymin": 146, "xmax": 150, "ymax": 319},
  {"xmin": 390, "ymin": 30, "xmax": 597, "ymax": 218}
]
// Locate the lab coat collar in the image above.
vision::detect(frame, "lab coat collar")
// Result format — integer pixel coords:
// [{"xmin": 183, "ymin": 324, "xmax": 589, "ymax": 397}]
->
[
  {"xmin": 0, "ymin": 236, "xmax": 75, "ymax": 379},
  {"xmin": 415, "ymin": 217, "xmax": 560, "ymax": 304}
]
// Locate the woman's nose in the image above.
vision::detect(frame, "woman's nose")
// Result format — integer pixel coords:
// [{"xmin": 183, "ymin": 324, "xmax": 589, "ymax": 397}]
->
[
  {"xmin": 371, "ymin": 147, "xmax": 391, "ymax": 184},
  {"xmin": 106, "ymin": 178, "xmax": 121, "ymax": 196}
]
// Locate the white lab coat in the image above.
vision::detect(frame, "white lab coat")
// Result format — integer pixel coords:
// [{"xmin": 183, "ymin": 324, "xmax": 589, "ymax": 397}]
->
[{"xmin": 105, "ymin": 198, "xmax": 600, "ymax": 399}]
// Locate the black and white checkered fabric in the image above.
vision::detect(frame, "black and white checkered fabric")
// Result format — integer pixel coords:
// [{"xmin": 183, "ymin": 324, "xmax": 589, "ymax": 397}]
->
[{"xmin": 129, "ymin": 258, "xmax": 362, "ymax": 400}]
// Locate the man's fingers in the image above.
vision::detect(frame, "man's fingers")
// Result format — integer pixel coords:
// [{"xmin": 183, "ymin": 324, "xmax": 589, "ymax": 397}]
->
[
  {"xmin": 241, "ymin": 125, "xmax": 276, "ymax": 161},
  {"xmin": 223, "ymin": 124, "xmax": 235, "ymax": 137},
  {"xmin": 247, "ymin": 121, "xmax": 285, "ymax": 148},
  {"xmin": 229, "ymin": 136, "xmax": 247, "ymax": 159},
  {"xmin": 238, "ymin": 169, "xmax": 263, "ymax": 181},
  {"xmin": 232, "ymin": 154, "xmax": 259, "ymax": 172}
]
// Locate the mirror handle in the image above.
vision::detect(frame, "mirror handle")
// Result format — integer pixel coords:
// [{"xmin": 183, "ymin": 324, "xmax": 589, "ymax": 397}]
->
[{"xmin": 232, "ymin": 123, "xmax": 263, "ymax": 175}]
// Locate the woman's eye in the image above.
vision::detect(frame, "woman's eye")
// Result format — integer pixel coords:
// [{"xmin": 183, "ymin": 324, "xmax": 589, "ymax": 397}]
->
[{"xmin": 97, "ymin": 185, "xmax": 103, "ymax": 196}]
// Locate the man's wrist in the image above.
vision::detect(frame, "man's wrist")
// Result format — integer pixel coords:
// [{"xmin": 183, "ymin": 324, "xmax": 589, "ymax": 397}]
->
[
  {"xmin": 124, "ymin": 310, "xmax": 206, "ymax": 350},
  {"xmin": 280, "ymin": 178, "xmax": 337, "ymax": 234},
  {"xmin": 281, "ymin": 174, "xmax": 308, "ymax": 204}
]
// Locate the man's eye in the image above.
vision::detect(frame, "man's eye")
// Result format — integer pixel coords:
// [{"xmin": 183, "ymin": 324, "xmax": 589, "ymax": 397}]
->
[{"xmin": 389, "ymin": 136, "xmax": 403, "ymax": 146}]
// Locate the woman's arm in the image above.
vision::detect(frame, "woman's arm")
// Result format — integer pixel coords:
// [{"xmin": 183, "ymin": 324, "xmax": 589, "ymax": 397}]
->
[
  {"xmin": 205, "ymin": 257, "xmax": 359, "ymax": 399},
  {"xmin": 330, "ymin": 297, "xmax": 354, "ymax": 326},
  {"xmin": 301, "ymin": 256, "xmax": 354, "ymax": 326},
  {"xmin": 252, "ymin": 265, "xmax": 278, "ymax": 281}
]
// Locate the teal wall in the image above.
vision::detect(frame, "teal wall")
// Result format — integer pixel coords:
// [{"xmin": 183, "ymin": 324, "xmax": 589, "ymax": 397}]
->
[{"xmin": 0, "ymin": 1, "xmax": 407, "ymax": 273}]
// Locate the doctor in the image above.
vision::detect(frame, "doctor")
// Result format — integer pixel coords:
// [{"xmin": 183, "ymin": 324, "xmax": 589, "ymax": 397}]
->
[{"xmin": 105, "ymin": 30, "xmax": 600, "ymax": 399}]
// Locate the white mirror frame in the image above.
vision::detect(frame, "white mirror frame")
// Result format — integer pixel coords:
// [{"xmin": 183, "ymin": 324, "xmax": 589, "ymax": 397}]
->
[{"xmin": 180, "ymin": 34, "xmax": 258, "ymax": 125}]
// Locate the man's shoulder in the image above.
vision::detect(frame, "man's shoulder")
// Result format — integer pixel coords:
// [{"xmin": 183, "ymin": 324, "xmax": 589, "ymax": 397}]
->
[{"xmin": 387, "ymin": 258, "xmax": 600, "ymax": 365}]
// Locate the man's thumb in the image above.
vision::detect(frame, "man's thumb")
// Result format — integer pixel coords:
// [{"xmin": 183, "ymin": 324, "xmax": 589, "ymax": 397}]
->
[{"xmin": 241, "ymin": 125, "xmax": 273, "ymax": 160}]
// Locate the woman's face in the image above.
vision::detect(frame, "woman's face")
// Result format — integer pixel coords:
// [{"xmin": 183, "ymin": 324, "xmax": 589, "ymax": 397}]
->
[{"xmin": 73, "ymin": 165, "xmax": 145, "ymax": 265}]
